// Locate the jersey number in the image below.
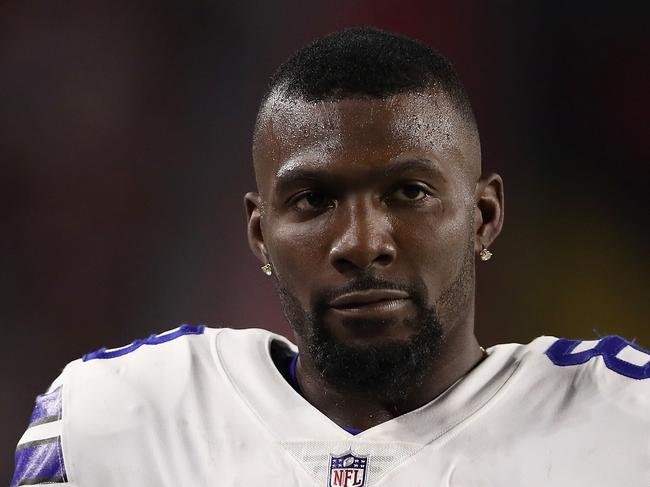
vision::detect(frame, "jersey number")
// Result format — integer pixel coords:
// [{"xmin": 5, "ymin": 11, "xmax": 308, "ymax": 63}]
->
[
  {"xmin": 83, "ymin": 324, "xmax": 205, "ymax": 361},
  {"xmin": 546, "ymin": 336, "xmax": 650, "ymax": 380}
]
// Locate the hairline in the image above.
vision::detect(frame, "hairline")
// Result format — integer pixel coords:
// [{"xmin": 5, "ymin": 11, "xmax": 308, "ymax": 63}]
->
[{"xmin": 253, "ymin": 83, "xmax": 478, "ymax": 152}]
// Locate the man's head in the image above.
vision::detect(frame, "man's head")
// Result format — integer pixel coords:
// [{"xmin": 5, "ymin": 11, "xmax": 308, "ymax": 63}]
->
[{"xmin": 246, "ymin": 28, "xmax": 503, "ymax": 402}]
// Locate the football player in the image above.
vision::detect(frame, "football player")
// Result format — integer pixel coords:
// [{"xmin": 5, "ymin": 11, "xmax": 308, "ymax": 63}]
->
[{"xmin": 11, "ymin": 27, "xmax": 649, "ymax": 487}]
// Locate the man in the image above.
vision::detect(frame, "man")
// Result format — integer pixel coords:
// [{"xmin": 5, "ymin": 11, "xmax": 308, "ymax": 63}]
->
[{"xmin": 11, "ymin": 27, "xmax": 649, "ymax": 487}]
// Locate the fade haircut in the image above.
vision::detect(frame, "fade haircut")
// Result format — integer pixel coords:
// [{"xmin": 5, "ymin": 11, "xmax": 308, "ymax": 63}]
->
[{"xmin": 256, "ymin": 27, "xmax": 477, "ymax": 131}]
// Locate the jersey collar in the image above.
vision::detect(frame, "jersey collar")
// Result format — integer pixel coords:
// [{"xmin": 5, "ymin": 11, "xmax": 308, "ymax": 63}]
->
[{"xmin": 214, "ymin": 328, "xmax": 521, "ymax": 445}]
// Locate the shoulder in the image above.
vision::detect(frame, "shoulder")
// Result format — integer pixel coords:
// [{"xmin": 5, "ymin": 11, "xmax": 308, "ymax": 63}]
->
[
  {"xmin": 73, "ymin": 324, "xmax": 281, "ymax": 378},
  {"xmin": 61, "ymin": 324, "xmax": 216, "ymax": 403},
  {"xmin": 490, "ymin": 335, "xmax": 650, "ymax": 408},
  {"xmin": 65, "ymin": 325, "xmax": 281, "ymax": 407},
  {"xmin": 491, "ymin": 334, "xmax": 650, "ymax": 378},
  {"xmin": 11, "ymin": 325, "xmax": 282, "ymax": 486},
  {"xmin": 542, "ymin": 335, "xmax": 650, "ymax": 380}
]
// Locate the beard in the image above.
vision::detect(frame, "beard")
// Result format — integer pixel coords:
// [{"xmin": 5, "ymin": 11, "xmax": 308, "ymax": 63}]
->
[{"xmin": 276, "ymin": 246, "xmax": 474, "ymax": 404}]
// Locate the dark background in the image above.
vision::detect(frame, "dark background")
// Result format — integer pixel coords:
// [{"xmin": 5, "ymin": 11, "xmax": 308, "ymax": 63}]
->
[{"xmin": 1, "ymin": 0, "xmax": 648, "ymax": 480}]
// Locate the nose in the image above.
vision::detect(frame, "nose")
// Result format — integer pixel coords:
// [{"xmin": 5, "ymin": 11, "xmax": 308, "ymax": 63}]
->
[{"xmin": 328, "ymin": 198, "xmax": 397, "ymax": 275}]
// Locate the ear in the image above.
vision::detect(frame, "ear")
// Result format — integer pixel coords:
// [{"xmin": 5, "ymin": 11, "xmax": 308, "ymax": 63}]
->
[
  {"xmin": 244, "ymin": 192, "xmax": 268, "ymax": 264},
  {"xmin": 473, "ymin": 173, "xmax": 504, "ymax": 253}
]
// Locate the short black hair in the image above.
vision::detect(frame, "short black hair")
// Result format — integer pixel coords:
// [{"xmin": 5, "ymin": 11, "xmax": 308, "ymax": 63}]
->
[{"xmin": 260, "ymin": 27, "xmax": 475, "ymax": 123}]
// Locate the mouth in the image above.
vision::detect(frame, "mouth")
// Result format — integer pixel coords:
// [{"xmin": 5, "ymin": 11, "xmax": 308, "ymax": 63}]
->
[{"xmin": 327, "ymin": 289, "xmax": 411, "ymax": 315}]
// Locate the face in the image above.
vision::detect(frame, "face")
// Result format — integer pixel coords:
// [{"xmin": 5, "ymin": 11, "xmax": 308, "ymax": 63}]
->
[{"xmin": 247, "ymin": 90, "xmax": 502, "ymax": 398}]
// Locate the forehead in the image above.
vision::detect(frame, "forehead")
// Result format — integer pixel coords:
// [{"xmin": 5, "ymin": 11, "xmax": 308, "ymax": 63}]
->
[{"xmin": 253, "ymin": 91, "xmax": 479, "ymax": 190}]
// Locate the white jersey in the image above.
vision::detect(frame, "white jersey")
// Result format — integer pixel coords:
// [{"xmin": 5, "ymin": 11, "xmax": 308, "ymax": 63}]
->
[{"xmin": 11, "ymin": 325, "xmax": 650, "ymax": 487}]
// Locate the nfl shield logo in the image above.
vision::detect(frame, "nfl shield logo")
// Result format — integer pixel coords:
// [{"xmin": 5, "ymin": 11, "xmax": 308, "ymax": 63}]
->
[{"xmin": 328, "ymin": 451, "xmax": 368, "ymax": 487}]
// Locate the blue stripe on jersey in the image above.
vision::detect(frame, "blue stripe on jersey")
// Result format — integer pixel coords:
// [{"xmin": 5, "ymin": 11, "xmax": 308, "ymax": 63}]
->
[
  {"xmin": 83, "ymin": 324, "xmax": 205, "ymax": 361},
  {"xmin": 11, "ymin": 437, "xmax": 67, "ymax": 486},
  {"xmin": 28, "ymin": 387, "xmax": 62, "ymax": 427},
  {"xmin": 546, "ymin": 336, "xmax": 650, "ymax": 379}
]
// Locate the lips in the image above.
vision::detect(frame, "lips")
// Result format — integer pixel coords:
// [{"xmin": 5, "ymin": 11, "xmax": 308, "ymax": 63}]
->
[
  {"xmin": 325, "ymin": 288, "xmax": 414, "ymax": 337},
  {"xmin": 327, "ymin": 289, "xmax": 410, "ymax": 309}
]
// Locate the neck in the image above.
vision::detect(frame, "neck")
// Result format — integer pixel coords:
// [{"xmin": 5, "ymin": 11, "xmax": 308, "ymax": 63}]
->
[{"xmin": 294, "ymin": 322, "xmax": 485, "ymax": 431}]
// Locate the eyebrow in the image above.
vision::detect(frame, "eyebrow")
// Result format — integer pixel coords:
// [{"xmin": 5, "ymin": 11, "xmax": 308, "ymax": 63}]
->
[
  {"xmin": 382, "ymin": 158, "xmax": 445, "ymax": 179},
  {"xmin": 274, "ymin": 157, "xmax": 445, "ymax": 190}
]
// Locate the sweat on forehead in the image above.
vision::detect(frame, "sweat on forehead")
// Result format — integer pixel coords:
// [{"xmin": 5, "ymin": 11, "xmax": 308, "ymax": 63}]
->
[{"xmin": 252, "ymin": 89, "xmax": 481, "ymax": 192}]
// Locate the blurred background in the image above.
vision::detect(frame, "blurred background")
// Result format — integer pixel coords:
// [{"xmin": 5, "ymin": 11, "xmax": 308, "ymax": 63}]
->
[{"xmin": 1, "ymin": 0, "xmax": 648, "ymax": 479}]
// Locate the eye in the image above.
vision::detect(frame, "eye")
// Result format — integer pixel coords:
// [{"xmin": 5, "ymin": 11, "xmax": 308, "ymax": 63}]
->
[
  {"xmin": 293, "ymin": 191, "xmax": 334, "ymax": 212},
  {"xmin": 390, "ymin": 183, "xmax": 430, "ymax": 201}
]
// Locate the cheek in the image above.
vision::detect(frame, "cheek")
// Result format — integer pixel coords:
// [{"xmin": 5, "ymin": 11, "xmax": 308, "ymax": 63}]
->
[
  {"xmin": 265, "ymin": 220, "xmax": 329, "ymax": 298},
  {"xmin": 394, "ymin": 209, "xmax": 471, "ymax": 291}
]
